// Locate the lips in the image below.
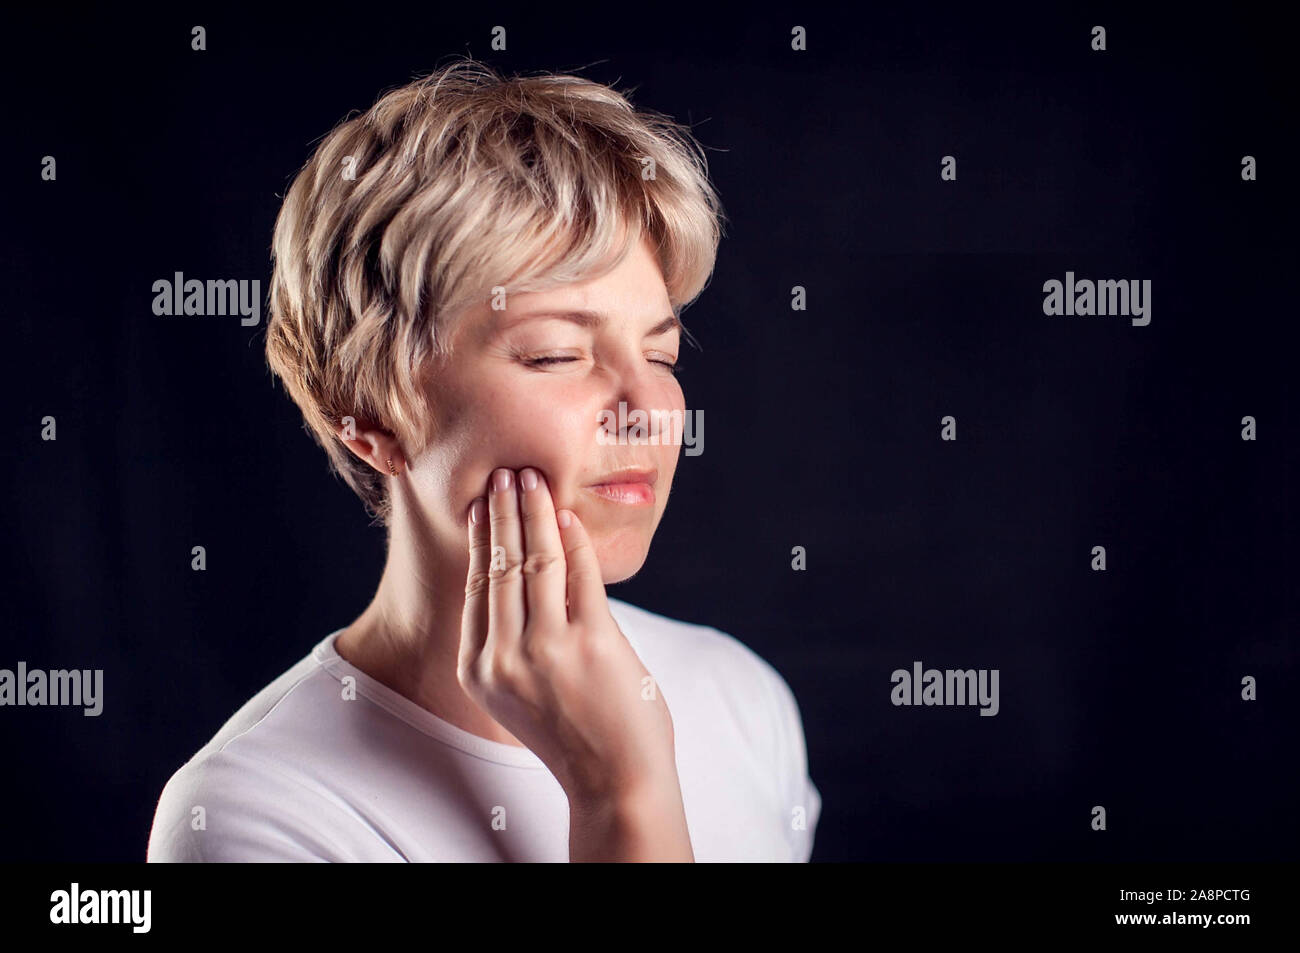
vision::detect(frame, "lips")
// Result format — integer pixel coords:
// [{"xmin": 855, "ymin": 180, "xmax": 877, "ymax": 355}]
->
[
  {"xmin": 586, "ymin": 467, "xmax": 658, "ymax": 488},
  {"xmin": 584, "ymin": 467, "xmax": 658, "ymax": 506}
]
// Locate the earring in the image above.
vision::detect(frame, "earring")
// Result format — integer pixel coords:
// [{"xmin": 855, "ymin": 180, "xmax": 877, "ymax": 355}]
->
[{"xmin": 387, "ymin": 457, "xmax": 397, "ymax": 476}]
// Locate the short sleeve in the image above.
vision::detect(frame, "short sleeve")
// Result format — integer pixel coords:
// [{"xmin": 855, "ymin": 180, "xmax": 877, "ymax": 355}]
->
[
  {"xmin": 757, "ymin": 658, "xmax": 822, "ymax": 862},
  {"xmin": 146, "ymin": 752, "xmax": 400, "ymax": 863}
]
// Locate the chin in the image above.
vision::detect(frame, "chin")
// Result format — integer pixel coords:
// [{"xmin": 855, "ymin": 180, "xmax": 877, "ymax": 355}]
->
[
  {"xmin": 592, "ymin": 535, "xmax": 652, "ymax": 585},
  {"xmin": 601, "ymin": 562, "xmax": 644, "ymax": 585}
]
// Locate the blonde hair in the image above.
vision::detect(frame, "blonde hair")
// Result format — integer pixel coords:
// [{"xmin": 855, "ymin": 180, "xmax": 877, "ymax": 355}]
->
[{"xmin": 265, "ymin": 56, "xmax": 724, "ymax": 527}]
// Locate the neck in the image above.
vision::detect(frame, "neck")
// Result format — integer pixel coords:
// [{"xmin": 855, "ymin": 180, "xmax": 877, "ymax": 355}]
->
[{"xmin": 334, "ymin": 492, "xmax": 526, "ymax": 748}]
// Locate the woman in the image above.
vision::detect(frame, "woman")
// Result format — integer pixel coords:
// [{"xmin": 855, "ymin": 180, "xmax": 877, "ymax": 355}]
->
[{"xmin": 146, "ymin": 57, "xmax": 821, "ymax": 862}]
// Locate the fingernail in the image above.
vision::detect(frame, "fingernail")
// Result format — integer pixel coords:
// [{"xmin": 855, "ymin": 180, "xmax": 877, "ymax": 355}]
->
[
  {"xmin": 557, "ymin": 509, "xmax": 572, "ymax": 529},
  {"xmin": 470, "ymin": 499, "xmax": 485, "ymax": 524},
  {"xmin": 493, "ymin": 469, "xmax": 512, "ymax": 492},
  {"xmin": 520, "ymin": 468, "xmax": 538, "ymax": 492}
]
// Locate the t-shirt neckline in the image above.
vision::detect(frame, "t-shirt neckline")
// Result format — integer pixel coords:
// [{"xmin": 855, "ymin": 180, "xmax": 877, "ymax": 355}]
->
[
  {"xmin": 308, "ymin": 598, "xmax": 642, "ymax": 770},
  {"xmin": 312, "ymin": 628, "xmax": 548, "ymax": 769}
]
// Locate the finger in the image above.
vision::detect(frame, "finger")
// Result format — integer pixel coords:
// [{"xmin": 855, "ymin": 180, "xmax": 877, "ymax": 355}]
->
[
  {"xmin": 459, "ymin": 496, "xmax": 491, "ymax": 673},
  {"xmin": 487, "ymin": 467, "xmax": 526, "ymax": 652},
  {"xmin": 555, "ymin": 507, "xmax": 607, "ymax": 623},
  {"xmin": 517, "ymin": 467, "xmax": 567, "ymax": 625}
]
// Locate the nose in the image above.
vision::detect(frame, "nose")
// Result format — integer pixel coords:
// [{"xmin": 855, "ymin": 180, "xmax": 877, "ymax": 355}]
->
[{"xmin": 598, "ymin": 348, "xmax": 677, "ymax": 444}]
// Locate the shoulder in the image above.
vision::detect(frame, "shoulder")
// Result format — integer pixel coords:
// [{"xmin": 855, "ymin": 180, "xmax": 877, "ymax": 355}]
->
[
  {"xmin": 606, "ymin": 597, "xmax": 805, "ymax": 752},
  {"xmin": 609, "ymin": 597, "xmax": 773, "ymax": 679},
  {"xmin": 608, "ymin": 597, "xmax": 821, "ymax": 859},
  {"xmin": 146, "ymin": 641, "xmax": 368, "ymax": 862}
]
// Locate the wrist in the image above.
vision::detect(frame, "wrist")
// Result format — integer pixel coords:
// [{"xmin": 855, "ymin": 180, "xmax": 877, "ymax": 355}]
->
[
  {"xmin": 565, "ymin": 760, "xmax": 682, "ymax": 816},
  {"xmin": 567, "ymin": 773, "xmax": 693, "ymax": 862}
]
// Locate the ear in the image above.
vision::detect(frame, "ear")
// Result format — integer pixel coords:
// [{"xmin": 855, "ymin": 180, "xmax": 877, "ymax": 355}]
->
[{"xmin": 335, "ymin": 415, "xmax": 405, "ymax": 476}]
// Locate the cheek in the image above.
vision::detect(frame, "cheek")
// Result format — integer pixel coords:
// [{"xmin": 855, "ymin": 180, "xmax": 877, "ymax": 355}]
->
[{"xmin": 448, "ymin": 390, "xmax": 596, "ymax": 500}]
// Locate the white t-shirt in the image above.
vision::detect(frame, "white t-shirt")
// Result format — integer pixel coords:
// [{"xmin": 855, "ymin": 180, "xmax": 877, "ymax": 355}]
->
[{"xmin": 146, "ymin": 597, "xmax": 821, "ymax": 862}]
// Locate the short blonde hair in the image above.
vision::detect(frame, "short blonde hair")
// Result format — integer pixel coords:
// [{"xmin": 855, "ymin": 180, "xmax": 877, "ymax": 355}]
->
[{"xmin": 265, "ymin": 56, "xmax": 724, "ymax": 527}]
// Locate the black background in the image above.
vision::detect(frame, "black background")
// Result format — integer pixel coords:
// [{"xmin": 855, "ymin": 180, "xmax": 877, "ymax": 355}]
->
[{"xmin": 2, "ymin": 5, "xmax": 1295, "ymax": 862}]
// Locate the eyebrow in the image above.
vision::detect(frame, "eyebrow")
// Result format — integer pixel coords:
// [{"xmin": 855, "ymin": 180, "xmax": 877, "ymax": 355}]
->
[{"xmin": 500, "ymin": 309, "xmax": 681, "ymax": 337}]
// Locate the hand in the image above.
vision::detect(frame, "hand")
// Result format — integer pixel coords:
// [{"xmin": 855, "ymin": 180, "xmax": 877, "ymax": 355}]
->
[{"xmin": 458, "ymin": 466, "xmax": 693, "ymax": 860}]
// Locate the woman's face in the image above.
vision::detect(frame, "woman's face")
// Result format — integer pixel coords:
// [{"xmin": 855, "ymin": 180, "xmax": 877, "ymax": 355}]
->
[{"xmin": 407, "ymin": 235, "xmax": 686, "ymax": 584}]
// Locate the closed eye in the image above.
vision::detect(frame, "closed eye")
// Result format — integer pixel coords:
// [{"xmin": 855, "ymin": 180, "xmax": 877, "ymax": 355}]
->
[{"xmin": 525, "ymin": 356, "xmax": 681, "ymax": 374}]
